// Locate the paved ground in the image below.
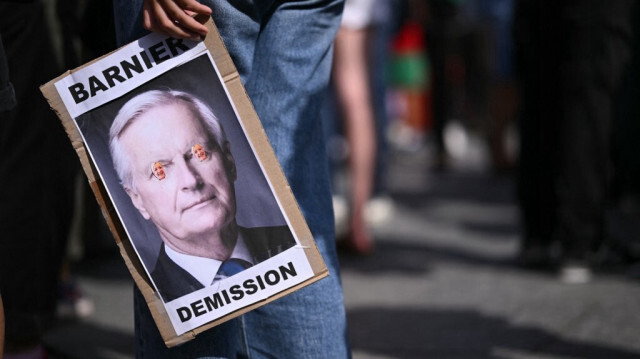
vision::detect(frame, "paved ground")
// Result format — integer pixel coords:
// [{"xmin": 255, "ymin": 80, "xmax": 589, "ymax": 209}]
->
[
  {"xmin": 43, "ymin": 145, "xmax": 640, "ymax": 359},
  {"xmin": 344, "ymin": 149, "xmax": 640, "ymax": 359}
]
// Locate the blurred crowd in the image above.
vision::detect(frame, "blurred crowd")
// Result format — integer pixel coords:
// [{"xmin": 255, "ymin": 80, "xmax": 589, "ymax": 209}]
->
[
  {"xmin": 1, "ymin": 1, "xmax": 115, "ymax": 358},
  {"xmin": 2, "ymin": 0, "xmax": 640, "ymax": 358},
  {"xmin": 326, "ymin": 0, "xmax": 640, "ymax": 285}
]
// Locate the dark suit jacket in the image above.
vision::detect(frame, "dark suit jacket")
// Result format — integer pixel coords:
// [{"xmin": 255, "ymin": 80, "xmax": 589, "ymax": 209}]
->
[{"xmin": 151, "ymin": 225, "xmax": 296, "ymax": 302}]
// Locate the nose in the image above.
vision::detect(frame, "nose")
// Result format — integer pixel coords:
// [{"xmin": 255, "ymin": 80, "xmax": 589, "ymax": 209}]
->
[{"xmin": 175, "ymin": 157, "xmax": 203, "ymax": 191}]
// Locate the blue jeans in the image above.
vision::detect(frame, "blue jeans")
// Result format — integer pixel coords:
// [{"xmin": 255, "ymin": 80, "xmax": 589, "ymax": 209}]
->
[{"xmin": 113, "ymin": 1, "xmax": 350, "ymax": 357}]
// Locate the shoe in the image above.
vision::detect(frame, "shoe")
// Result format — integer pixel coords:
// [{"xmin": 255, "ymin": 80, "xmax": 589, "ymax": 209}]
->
[
  {"xmin": 332, "ymin": 195, "xmax": 349, "ymax": 239},
  {"xmin": 57, "ymin": 278, "xmax": 94, "ymax": 319},
  {"xmin": 364, "ymin": 196, "xmax": 394, "ymax": 227},
  {"xmin": 559, "ymin": 262, "xmax": 592, "ymax": 284}
]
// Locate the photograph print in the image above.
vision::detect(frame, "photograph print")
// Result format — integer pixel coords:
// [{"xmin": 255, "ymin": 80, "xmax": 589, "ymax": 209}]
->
[{"xmin": 74, "ymin": 53, "xmax": 297, "ymax": 304}]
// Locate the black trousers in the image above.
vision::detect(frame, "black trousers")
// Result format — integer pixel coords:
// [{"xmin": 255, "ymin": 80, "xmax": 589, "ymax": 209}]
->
[
  {"xmin": 514, "ymin": 0, "xmax": 635, "ymax": 260},
  {"xmin": 0, "ymin": 2, "xmax": 76, "ymax": 350}
]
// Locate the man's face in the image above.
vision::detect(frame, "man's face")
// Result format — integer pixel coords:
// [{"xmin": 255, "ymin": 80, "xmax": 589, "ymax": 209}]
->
[{"xmin": 119, "ymin": 102, "xmax": 236, "ymax": 252}]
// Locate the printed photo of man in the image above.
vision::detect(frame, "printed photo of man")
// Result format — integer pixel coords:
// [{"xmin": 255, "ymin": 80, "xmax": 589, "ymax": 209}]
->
[{"xmin": 109, "ymin": 89, "xmax": 295, "ymax": 302}]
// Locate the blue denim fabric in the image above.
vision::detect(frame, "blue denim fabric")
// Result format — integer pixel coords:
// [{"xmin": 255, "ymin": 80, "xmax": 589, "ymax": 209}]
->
[{"xmin": 113, "ymin": 1, "xmax": 350, "ymax": 358}]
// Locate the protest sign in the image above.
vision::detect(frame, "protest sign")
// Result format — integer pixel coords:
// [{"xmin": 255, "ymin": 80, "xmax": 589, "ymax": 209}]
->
[{"xmin": 40, "ymin": 18, "xmax": 328, "ymax": 347}]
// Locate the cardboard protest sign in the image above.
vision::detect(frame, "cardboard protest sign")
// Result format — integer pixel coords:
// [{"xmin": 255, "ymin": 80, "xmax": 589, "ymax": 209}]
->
[{"xmin": 40, "ymin": 18, "xmax": 328, "ymax": 347}]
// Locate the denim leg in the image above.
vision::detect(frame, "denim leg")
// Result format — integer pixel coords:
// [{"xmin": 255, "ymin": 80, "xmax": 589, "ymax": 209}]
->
[
  {"xmin": 114, "ymin": 1, "xmax": 350, "ymax": 357},
  {"xmin": 239, "ymin": 2, "xmax": 350, "ymax": 358},
  {"xmin": 202, "ymin": 2, "xmax": 351, "ymax": 356},
  {"xmin": 112, "ymin": 0, "xmax": 148, "ymax": 47},
  {"xmin": 133, "ymin": 287, "xmax": 246, "ymax": 358}
]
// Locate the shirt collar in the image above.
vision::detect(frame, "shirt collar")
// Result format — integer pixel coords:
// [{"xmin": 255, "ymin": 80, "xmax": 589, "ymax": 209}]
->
[{"xmin": 164, "ymin": 231, "xmax": 254, "ymax": 287}]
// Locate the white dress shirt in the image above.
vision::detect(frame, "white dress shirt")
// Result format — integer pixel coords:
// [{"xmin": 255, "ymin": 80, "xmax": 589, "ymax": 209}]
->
[{"xmin": 164, "ymin": 233, "xmax": 254, "ymax": 287}]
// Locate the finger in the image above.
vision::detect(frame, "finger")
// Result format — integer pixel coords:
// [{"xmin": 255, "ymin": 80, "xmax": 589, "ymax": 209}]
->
[
  {"xmin": 143, "ymin": 1, "xmax": 168, "ymax": 35},
  {"xmin": 175, "ymin": 0, "xmax": 212, "ymax": 16},
  {"xmin": 146, "ymin": 0, "xmax": 201, "ymax": 40},
  {"xmin": 143, "ymin": 1, "xmax": 153, "ymax": 31},
  {"xmin": 160, "ymin": 0, "xmax": 209, "ymax": 36}
]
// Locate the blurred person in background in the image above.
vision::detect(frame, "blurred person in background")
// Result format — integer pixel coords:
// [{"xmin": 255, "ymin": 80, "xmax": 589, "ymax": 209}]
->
[
  {"xmin": 420, "ymin": 0, "xmax": 464, "ymax": 170},
  {"xmin": 0, "ymin": 1, "xmax": 76, "ymax": 358},
  {"xmin": 53, "ymin": 0, "xmax": 118, "ymax": 322},
  {"xmin": 332, "ymin": 0, "xmax": 379, "ymax": 254},
  {"xmin": 330, "ymin": 0, "xmax": 401, "ymax": 254},
  {"xmin": 514, "ymin": 0, "xmax": 635, "ymax": 283},
  {"xmin": 482, "ymin": 0, "xmax": 518, "ymax": 173},
  {"xmin": 461, "ymin": 0, "xmax": 518, "ymax": 172},
  {"xmin": 609, "ymin": 4, "xmax": 640, "ymax": 265},
  {"xmin": 412, "ymin": 0, "xmax": 517, "ymax": 171},
  {"xmin": 367, "ymin": 0, "xmax": 402, "ymax": 232}
]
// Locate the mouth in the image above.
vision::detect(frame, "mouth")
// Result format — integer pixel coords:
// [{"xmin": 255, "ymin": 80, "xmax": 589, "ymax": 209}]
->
[{"xmin": 182, "ymin": 194, "xmax": 217, "ymax": 212}]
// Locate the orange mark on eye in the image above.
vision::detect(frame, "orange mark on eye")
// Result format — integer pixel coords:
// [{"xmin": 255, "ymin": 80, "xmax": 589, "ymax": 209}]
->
[
  {"xmin": 152, "ymin": 161, "xmax": 166, "ymax": 180},
  {"xmin": 192, "ymin": 143, "xmax": 207, "ymax": 161}
]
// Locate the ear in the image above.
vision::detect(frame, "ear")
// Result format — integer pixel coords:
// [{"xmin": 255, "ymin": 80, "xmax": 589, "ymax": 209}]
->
[
  {"xmin": 222, "ymin": 141, "xmax": 237, "ymax": 182},
  {"xmin": 125, "ymin": 187, "xmax": 151, "ymax": 220}
]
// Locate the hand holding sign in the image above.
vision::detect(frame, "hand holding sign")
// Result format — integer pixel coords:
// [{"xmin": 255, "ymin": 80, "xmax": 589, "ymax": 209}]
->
[{"xmin": 143, "ymin": 0, "xmax": 212, "ymax": 41}]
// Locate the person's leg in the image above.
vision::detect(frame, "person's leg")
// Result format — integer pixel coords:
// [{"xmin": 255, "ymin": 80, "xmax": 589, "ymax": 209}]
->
[
  {"xmin": 113, "ymin": 0, "xmax": 349, "ymax": 357},
  {"xmin": 112, "ymin": 1, "xmax": 148, "ymax": 48},
  {"xmin": 554, "ymin": 0, "xmax": 634, "ymax": 269},
  {"xmin": 513, "ymin": 0, "xmax": 559, "ymax": 267},
  {"xmin": 0, "ymin": 2, "xmax": 75, "ymax": 357},
  {"xmin": 370, "ymin": 2, "xmax": 401, "ymax": 197},
  {"xmin": 132, "ymin": 286, "xmax": 245, "ymax": 358},
  {"xmin": 236, "ymin": 0, "xmax": 351, "ymax": 357},
  {"xmin": 333, "ymin": 26, "xmax": 376, "ymax": 254},
  {"xmin": 425, "ymin": 1, "xmax": 458, "ymax": 169}
]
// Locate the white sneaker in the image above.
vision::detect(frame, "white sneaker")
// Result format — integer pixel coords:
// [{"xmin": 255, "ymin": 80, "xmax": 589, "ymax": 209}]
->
[
  {"xmin": 333, "ymin": 195, "xmax": 349, "ymax": 238},
  {"xmin": 559, "ymin": 263, "xmax": 592, "ymax": 284},
  {"xmin": 365, "ymin": 196, "xmax": 394, "ymax": 227}
]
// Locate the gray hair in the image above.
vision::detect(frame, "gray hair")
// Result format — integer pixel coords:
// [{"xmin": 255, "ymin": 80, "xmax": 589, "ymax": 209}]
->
[{"xmin": 109, "ymin": 89, "xmax": 228, "ymax": 189}]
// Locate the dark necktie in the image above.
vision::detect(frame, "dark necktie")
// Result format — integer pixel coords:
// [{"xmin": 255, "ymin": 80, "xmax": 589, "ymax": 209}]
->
[{"xmin": 216, "ymin": 258, "xmax": 252, "ymax": 280}]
